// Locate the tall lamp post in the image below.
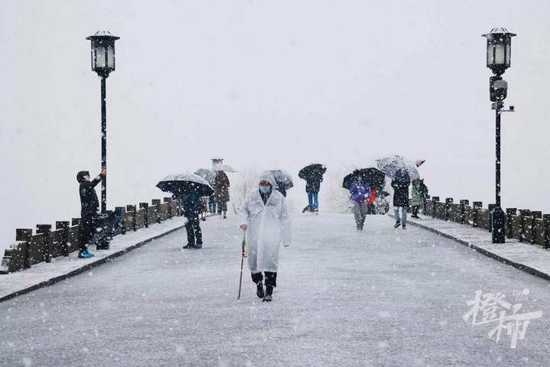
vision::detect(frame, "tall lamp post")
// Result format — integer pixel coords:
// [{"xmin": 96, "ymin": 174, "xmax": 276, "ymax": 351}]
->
[
  {"xmin": 86, "ymin": 31, "xmax": 120, "ymax": 213},
  {"xmin": 482, "ymin": 28, "xmax": 516, "ymax": 244}
]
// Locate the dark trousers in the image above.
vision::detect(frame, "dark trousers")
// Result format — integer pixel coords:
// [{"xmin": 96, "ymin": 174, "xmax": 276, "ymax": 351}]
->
[
  {"xmin": 185, "ymin": 215, "xmax": 203, "ymax": 246},
  {"xmin": 80, "ymin": 214, "xmax": 97, "ymax": 252},
  {"xmin": 412, "ymin": 206, "xmax": 420, "ymax": 216},
  {"xmin": 251, "ymin": 272, "xmax": 277, "ymax": 287},
  {"xmin": 217, "ymin": 202, "xmax": 228, "ymax": 214}
]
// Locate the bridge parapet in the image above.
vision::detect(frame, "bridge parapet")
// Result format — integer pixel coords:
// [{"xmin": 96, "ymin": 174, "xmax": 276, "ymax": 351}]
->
[
  {"xmin": 422, "ymin": 196, "xmax": 550, "ymax": 249},
  {"xmin": 0, "ymin": 197, "xmax": 183, "ymax": 274}
]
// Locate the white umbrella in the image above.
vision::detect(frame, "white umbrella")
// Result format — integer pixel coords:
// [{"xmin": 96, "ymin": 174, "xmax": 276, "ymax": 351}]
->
[
  {"xmin": 376, "ymin": 155, "xmax": 420, "ymax": 181},
  {"xmin": 213, "ymin": 164, "xmax": 236, "ymax": 173}
]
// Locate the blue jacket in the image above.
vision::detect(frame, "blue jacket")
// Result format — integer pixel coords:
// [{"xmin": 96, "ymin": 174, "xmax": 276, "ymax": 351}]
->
[{"xmin": 350, "ymin": 182, "xmax": 371, "ymax": 203}]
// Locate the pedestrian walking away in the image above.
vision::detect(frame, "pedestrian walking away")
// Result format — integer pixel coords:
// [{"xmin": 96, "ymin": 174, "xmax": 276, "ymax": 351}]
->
[
  {"xmin": 299, "ymin": 164, "xmax": 326, "ymax": 213},
  {"xmin": 391, "ymin": 169, "xmax": 410, "ymax": 229},
  {"xmin": 215, "ymin": 170, "xmax": 231, "ymax": 219},
  {"xmin": 239, "ymin": 172, "xmax": 291, "ymax": 302},
  {"xmin": 349, "ymin": 175, "xmax": 371, "ymax": 231},
  {"xmin": 181, "ymin": 188, "xmax": 204, "ymax": 249},
  {"xmin": 76, "ymin": 168, "xmax": 106, "ymax": 258}
]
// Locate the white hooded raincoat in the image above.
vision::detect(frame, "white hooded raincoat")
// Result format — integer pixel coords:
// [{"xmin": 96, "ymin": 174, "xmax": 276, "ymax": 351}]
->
[{"xmin": 240, "ymin": 172, "xmax": 291, "ymax": 273}]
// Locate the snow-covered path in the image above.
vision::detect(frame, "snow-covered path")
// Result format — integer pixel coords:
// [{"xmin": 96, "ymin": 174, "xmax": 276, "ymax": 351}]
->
[{"xmin": 1, "ymin": 214, "xmax": 550, "ymax": 366}]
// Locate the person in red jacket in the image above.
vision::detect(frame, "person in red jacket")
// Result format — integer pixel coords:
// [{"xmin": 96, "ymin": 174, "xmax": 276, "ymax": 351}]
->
[{"xmin": 367, "ymin": 188, "xmax": 377, "ymax": 214}]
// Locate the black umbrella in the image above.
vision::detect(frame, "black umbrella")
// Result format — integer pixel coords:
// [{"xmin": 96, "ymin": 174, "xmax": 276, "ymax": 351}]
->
[
  {"xmin": 269, "ymin": 170, "xmax": 294, "ymax": 190},
  {"xmin": 157, "ymin": 173, "xmax": 214, "ymax": 197},
  {"xmin": 298, "ymin": 163, "xmax": 326, "ymax": 181},
  {"xmin": 342, "ymin": 168, "xmax": 386, "ymax": 191}
]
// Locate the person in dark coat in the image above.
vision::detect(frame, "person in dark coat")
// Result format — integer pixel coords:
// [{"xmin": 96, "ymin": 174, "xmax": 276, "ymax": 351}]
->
[
  {"xmin": 180, "ymin": 189, "xmax": 203, "ymax": 249},
  {"xmin": 302, "ymin": 170, "xmax": 324, "ymax": 213},
  {"xmin": 391, "ymin": 169, "xmax": 410, "ymax": 229},
  {"xmin": 214, "ymin": 171, "xmax": 231, "ymax": 219},
  {"xmin": 76, "ymin": 169, "xmax": 106, "ymax": 258}
]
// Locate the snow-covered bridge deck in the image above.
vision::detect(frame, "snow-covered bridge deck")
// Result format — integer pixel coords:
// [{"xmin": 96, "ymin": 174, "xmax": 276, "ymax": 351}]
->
[{"xmin": 1, "ymin": 214, "xmax": 549, "ymax": 366}]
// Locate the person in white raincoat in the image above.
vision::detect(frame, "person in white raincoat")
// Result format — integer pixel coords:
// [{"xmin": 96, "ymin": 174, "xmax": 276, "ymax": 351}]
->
[{"xmin": 239, "ymin": 172, "xmax": 291, "ymax": 302}]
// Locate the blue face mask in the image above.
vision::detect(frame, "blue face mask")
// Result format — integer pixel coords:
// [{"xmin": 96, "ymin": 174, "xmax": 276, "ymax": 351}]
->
[{"xmin": 259, "ymin": 185, "xmax": 271, "ymax": 194}]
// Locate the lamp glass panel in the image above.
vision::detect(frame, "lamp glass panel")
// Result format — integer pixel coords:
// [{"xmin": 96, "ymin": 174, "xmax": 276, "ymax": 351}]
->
[
  {"xmin": 107, "ymin": 45, "xmax": 115, "ymax": 69},
  {"xmin": 487, "ymin": 45, "xmax": 494, "ymax": 66},
  {"xmin": 95, "ymin": 45, "xmax": 107, "ymax": 69},
  {"xmin": 494, "ymin": 44, "xmax": 505, "ymax": 65},
  {"xmin": 505, "ymin": 43, "xmax": 511, "ymax": 67}
]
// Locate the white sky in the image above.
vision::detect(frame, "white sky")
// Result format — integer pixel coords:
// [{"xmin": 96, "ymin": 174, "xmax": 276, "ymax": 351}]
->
[{"xmin": 1, "ymin": 0, "xmax": 550, "ymax": 251}]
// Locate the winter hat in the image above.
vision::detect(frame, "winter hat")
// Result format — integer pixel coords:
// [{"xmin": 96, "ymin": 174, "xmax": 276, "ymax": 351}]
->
[{"xmin": 77, "ymin": 171, "xmax": 90, "ymax": 183}]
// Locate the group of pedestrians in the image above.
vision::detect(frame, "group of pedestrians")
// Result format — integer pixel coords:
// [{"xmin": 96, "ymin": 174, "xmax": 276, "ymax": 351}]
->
[
  {"xmin": 392, "ymin": 172, "xmax": 429, "ymax": 229},
  {"xmin": 75, "ymin": 163, "xmax": 427, "ymax": 302},
  {"xmin": 181, "ymin": 169, "xmax": 232, "ymax": 249}
]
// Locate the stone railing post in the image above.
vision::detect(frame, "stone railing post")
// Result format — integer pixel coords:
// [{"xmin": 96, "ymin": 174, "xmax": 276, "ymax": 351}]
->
[
  {"xmin": 152, "ymin": 199, "xmax": 162, "ymax": 223},
  {"xmin": 472, "ymin": 202, "xmax": 483, "ymax": 228},
  {"xmin": 431, "ymin": 197, "xmax": 440, "ymax": 219},
  {"xmin": 519, "ymin": 209, "xmax": 531, "ymax": 243},
  {"xmin": 459, "ymin": 200, "xmax": 469, "ymax": 225},
  {"xmin": 126, "ymin": 205, "xmax": 137, "ymax": 232},
  {"xmin": 56, "ymin": 221, "xmax": 70, "ymax": 256},
  {"xmin": 16, "ymin": 228, "xmax": 33, "ymax": 269},
  {"xmin": 140, "ymin": 203, "xmax": 149, "ymax": 228},
  {"xmin": 531, "ymin": 211, "xmax": 542, "ymax": 244},
  {"xmin": 506, "ymin": 209, "xmax": 517, "ymax": 239},
  {"xmin": 114, "ymin": 207, "xmax": 126, "ymax": 234},
  {"xmin": 36, "ymin": 224, "xmax": 52, "ymax": 263},
  {"xmin": 445, "ymin": 198, "xmax": 453, "ymax": 221},
  {"xmin": 164, "ymin": 197, "xmax": 173, "ymax": 218},
  {"xmin": 543, "ymin": 214, "xmax": 550, "ymax": 249}
]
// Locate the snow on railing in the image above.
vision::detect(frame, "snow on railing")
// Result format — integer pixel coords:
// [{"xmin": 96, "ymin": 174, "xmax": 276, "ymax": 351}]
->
[{"xmin": 423, "ymin": 196, "xmax": 550, "ymax": 248}]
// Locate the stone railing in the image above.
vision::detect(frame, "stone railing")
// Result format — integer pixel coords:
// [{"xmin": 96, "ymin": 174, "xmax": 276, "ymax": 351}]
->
[
  {"xmin": 0, "ymin": 197, "xmax": 182, "ymax": 274},
  {"xmin": 423, "ymin": 196, "xmax": 550, "ymax": 248}
]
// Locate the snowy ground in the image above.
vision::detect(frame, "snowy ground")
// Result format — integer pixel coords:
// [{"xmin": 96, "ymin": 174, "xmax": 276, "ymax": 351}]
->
[{"xmin": 1, "ymin": 214, "xmax": 550, "ymax": 367}]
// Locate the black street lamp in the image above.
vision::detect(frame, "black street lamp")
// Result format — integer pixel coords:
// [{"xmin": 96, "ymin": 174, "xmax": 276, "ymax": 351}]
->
[
  {"xmin": 86, "ymin": 31, "xmax": 120, "ymax": 213},
  {"xmin": 482, "ymin": 28, "xmax": 516, "ymax": 244}
]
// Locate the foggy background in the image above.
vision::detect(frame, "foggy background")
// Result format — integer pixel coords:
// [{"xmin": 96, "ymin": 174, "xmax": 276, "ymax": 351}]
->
[{"xmin": 1, "ymin": 0, "xmax": 550, "ymax": 252}]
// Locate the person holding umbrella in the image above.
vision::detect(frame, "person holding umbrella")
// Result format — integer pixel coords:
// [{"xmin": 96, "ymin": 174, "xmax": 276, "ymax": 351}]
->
[
  {"xmin": 299, "ymin": 164, "xmax": 326, "ymax": 214},
  {"xmin": 269, "ymin": 169, "xmax": 294, "ymax": 197},
  {"xmin": 156, "ymin": 173, "xmax": 214, "ymax": 249},
  {"xmin": 181, "ymin": 186, "xmax": 203, "ymax": 249},
  {"xmin": 239, "ymin": 172, "xmax": 291, "ymax": 302},
  {"xmin": 349, "ymin": 174, "xmax": 371, "ymax": 231},
  {"xmin": 391, "ymin": 169, "xmax": 411, "ymax": 229}
]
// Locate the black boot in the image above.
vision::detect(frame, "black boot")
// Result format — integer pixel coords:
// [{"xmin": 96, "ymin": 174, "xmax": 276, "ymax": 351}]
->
[
  {"xmin": 263, "ymin": 286, "xmax": 273, "ymax": 302},
  {"xmin": 256, "ymin": 283, "xmax": 265, "ymax": 299}
]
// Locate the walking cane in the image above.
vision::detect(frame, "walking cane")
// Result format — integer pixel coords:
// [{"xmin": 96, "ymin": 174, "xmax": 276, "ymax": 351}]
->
[{"xmin": 237, "ymin": 233, "xmax": 246, "ymax": 300}]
